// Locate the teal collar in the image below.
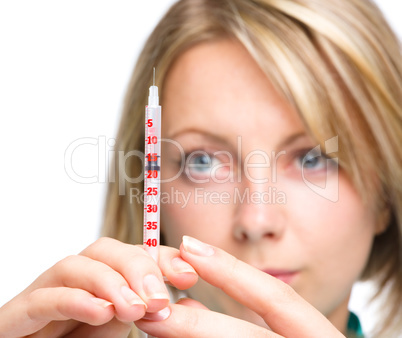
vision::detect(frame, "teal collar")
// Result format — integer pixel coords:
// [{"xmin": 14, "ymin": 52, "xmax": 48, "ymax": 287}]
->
[{"xmin": 347, "ymin": 311, "xmax": 364, "ymax": 337}]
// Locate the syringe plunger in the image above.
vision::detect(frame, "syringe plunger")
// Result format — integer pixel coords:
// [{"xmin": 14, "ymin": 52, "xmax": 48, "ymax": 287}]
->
[{"xmin": 148, "ymin": 85, "xmax": 159, "ymax": 106}]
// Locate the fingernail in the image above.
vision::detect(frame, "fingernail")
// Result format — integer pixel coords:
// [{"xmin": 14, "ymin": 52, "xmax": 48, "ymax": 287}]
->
[
  {"xmin": 171, "ymin": 257, "xmax": 197, "ymax": 274},
  {"xmin": 163, "ymin": 275, "xmax": 174, "ymax": 287},
  {"xmin": 91, "ymin": 297, "xmax": 113, "ymax": 308},
  {"xmin": 143, "ymin": 274, "xmax": 170, "ymax": 300},
  {"xmin": 182, "ymin": 236, "xmax": 214, "ymax": 257},
  {"xmin": 142, "ymin": 306, "xmax": 171, "ymax": 321},
  {"xmin": 121, "ymin": 285, "xmax": 147, "ymax": 308}
]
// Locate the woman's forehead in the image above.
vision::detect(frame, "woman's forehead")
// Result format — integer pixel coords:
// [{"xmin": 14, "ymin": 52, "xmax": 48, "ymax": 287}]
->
[{"xmin": 162, "ymin": 39, "xmax": 306, "ymax": 152}]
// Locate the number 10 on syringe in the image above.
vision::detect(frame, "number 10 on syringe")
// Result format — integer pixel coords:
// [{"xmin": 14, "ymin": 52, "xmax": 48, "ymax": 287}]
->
[{"xmin": 143, "ymin": 68, "xmax": 161, "ymax": 262}]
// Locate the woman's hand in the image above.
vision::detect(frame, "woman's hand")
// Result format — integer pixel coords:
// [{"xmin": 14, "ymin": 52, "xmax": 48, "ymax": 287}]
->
[
  {"xmin": 136, "ymin": 236, "xmax": 345, "ymax": 338},
  {"xmin": 0, "ymin": 237, "xmax": 198, "ymax": 338}
]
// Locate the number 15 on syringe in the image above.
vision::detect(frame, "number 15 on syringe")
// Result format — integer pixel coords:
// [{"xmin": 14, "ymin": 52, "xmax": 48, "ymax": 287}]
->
[{"xmin": 143, "ymin": 68, "xmax": 161, "ymax": 262}]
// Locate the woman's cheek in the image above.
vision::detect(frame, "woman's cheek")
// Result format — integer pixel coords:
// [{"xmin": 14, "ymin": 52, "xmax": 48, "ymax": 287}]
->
[
  {"xmin": 161, "ymin": 181, "xmax": 237, "ymax": 249},
  {"xmin": 281, "ymin": 173, "xmax": 377, "ymax": 312}
]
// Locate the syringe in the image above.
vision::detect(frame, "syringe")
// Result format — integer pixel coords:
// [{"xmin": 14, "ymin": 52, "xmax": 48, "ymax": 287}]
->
[{"xmin": 143, "ymin": 68, "xmax": 161, "ymax": 262}]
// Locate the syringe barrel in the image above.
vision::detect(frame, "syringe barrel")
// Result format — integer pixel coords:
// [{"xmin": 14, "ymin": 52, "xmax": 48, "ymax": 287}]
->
[{"xmin": 143, "ymin": 104, "xmax": 162, "ymax": 262}]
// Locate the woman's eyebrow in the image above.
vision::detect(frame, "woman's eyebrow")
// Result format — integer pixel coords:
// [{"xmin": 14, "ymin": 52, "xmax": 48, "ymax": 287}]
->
[
  {"xmin": 167, "ymin": 128, "xmax": 232, "ymax": 145},
  {"xmin": 167, "ymin": 128, "xmax": 308, "ymax": 151},
  {"xmin": 274, "ymin": 132, "xmax": 308, "ymax": 151}
]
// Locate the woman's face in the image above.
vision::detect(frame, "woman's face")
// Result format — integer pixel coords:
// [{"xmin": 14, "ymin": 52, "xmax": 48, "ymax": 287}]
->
[{"xmin": 160, "ymin": 39, "xmax": 381, "ymax": 328}]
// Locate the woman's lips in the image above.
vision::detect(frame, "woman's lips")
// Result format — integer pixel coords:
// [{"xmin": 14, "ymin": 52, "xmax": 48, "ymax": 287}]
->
[{"xmin": 263, "ymin": 269, "xmax": 298, "ymax": 284}]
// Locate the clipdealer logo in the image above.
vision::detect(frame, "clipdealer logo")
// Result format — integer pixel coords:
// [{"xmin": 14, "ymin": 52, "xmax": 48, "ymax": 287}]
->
[{"xmin": 64, "ymin": 135, "xmax": 338, "ymax": 202}]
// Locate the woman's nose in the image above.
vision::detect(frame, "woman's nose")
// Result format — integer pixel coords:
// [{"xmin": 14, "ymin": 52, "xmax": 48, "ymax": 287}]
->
[{"xmin": 232, "ymin": 181, "xmax": 286, "ymax": 243}]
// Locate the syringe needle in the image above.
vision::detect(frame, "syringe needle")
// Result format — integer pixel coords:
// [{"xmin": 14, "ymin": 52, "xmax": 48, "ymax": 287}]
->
[{"xmin": 153, "ymin": 67, "xmax": 156, "ymax": 86}]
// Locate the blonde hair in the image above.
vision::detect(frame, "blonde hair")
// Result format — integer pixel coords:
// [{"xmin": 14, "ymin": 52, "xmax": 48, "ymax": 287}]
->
[{"xmin": 102, "ymin": 0, "xmax": 402, "ymax": 336}]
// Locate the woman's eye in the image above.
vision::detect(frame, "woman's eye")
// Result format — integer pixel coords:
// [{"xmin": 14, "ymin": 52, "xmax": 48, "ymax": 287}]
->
[
  {"xmin": 185, "ymin": 152, "xmax": 219, "ymax": 175},
  {"xmin": 188, "ymin": 153, "xmax": 214, "ymax": 171},
  {"xmin": 181, "ymin": 151, "xmax": 230, "ymax": 183},
  {"xmin": 295, "ymin": 148, "xmax": 334, "ymax": 172},
  {"xmin": 301, "ymin": 152, "xmax": 326, "ymax": 170}
]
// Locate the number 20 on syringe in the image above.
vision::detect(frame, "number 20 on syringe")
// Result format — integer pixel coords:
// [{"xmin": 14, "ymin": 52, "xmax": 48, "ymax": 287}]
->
[{"xmin": 143, "ymin": 68, "xmax": 161, "ymax": 262}]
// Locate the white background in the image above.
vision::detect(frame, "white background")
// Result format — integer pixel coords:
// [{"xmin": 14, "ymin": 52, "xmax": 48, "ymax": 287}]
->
[{"xmin": 0, "ymin": 0, "xmax": 400, "ymax": 334}]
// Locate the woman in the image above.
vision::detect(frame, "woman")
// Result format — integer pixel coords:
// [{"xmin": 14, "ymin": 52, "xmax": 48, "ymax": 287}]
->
[{"xmin": 1, "ymin": 0, "xmax": 401, "ymax": 337}]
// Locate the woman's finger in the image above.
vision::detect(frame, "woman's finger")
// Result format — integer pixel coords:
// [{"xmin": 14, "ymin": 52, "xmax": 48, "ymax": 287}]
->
[
  {"xmin": 136, "ymin": 303, "xmax": 281, "ymax": 338},
  {"xmin": 80, "ymin": 237, "xmax": 169, "ymax": 313},
  {"xmin": 157, "ymin": 247, "xmax": 198, "ymax": 290},
  {"xmin": 81, "ymin": 238, "xmax": 198, "ymax": 307},
  {"xmin": 27, "ymin": 287, "xmax": 114, "ymax": 325},
  {"xmin": 179, "ymin": 236, "xmax": 344, "ymax": 338},
  {"xmin": 25, "ymin": 305, "xmax": 132, "ymax": 338},
  {"xmin": 0, "ymin": 287, "xmax": 115, "ymax": 338},
  {"xmin": 56, "ymin": 317, "xmax": 132, "ymax": 338},
  {"xmin": 31, "ymin": 253, "xmax": 148, "ymax": 322}
]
